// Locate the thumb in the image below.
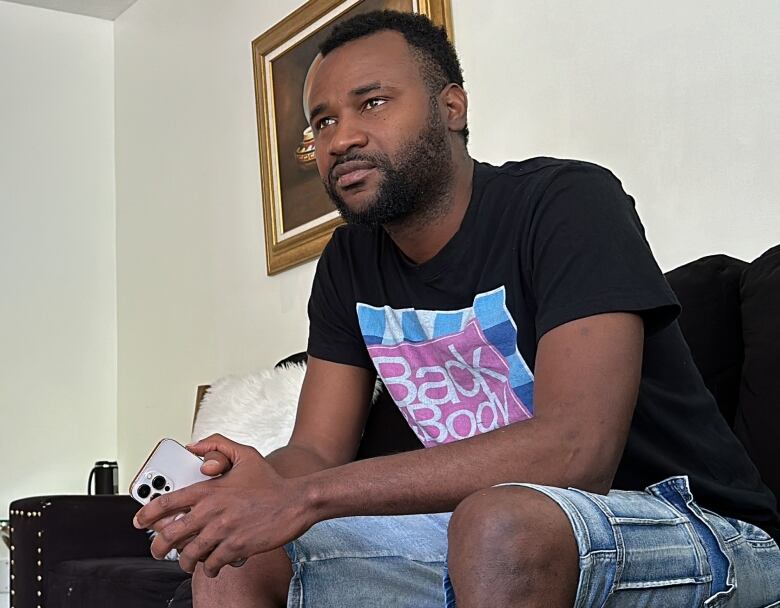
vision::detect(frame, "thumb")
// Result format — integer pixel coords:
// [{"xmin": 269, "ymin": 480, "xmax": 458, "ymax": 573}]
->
[{"xmin": 199, "ymin": 450, "xmax": 231, "ymax": 476}]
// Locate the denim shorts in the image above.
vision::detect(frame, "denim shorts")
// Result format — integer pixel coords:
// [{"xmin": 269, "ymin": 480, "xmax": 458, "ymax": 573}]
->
[{"xmin": 284, "ymin": 476, "xmax": 780, "ymax": 607}]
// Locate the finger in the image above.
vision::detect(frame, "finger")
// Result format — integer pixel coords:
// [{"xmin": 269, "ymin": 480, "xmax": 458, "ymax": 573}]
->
[
  {"xmin": 177, "ymin": 533, "xmax": 221, "ymax": 574},
  {"xmin": 150, "ymin": 511, "xmax": 200, "ymax": 560},
  {"xmin": 146, "ymin": 512, "xmax": 181, "ymax": 534},
  {"xmin": 175, "ymin": 535, "xmax": 194, "ymax": 554},
  {"xmin": 150, "ymin": 533, "xmax": 176, "ymax": 561},
  {"xmin": 201, "ymin": 539, "xmax": 247, "ymax": 579},
  {"xmin": 134, "ymin": 486, "xmax": 196, "ymax": 529},
  {"xmin": 187, "ymin": 433, "xmax": 239, "ymax": 457},
  {"xmin": 188, "ymin": 434, "xmax": 253, "ymax": 463},
  {"xmin": 200, "ymin": 450, "xmax": 231, "ymax": 476}
]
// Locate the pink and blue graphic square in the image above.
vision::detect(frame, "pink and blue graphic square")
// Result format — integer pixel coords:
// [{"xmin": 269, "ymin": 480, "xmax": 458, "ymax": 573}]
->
[{"xmin": 356, "ymin": 287, "xmax": 535, "ymax": 413}]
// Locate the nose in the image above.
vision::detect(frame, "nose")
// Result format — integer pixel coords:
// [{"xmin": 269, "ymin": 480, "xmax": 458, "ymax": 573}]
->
[{"xmin": 327, "ymin": 114, "xmax": 368, "ymax": 157}]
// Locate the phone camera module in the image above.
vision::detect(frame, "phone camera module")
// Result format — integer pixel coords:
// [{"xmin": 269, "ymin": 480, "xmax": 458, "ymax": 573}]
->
[
  {"xmin": 152, "ymin": 475, "xmax": 166, "ymax": 491},
  {"xmin": 137, "ymin": 484, "xmax": 151, "ymax": 499}
]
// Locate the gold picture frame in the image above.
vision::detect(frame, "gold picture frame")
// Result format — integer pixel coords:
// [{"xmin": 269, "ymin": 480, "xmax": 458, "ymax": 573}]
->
[{"xmin": 252, "ymin": 0, "xmax": 454, "ymax": 275}]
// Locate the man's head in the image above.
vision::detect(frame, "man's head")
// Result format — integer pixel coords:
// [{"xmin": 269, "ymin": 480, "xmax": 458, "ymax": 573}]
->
[
  {"xmin": 318, "ymin": 10, "xmax": 468, "ymax": 145},
  {"xmin": 305, "ymin": 10, "xmax": 469, "ymax": 227}
]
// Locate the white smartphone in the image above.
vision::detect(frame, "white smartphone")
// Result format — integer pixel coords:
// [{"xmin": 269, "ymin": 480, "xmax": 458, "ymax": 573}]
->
[{"xmin": 129, "ymin": 438, "xmax": 212, "ymax": 506}]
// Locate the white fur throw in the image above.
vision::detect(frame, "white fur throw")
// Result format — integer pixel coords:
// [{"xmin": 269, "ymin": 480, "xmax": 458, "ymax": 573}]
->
[
  {"xmin": 192, "ymin": 361, "xmax": 384, "ymax": 455},
  {"xmin": 192, "ymin": 362, "xmax": 307, "ymax": 455}
]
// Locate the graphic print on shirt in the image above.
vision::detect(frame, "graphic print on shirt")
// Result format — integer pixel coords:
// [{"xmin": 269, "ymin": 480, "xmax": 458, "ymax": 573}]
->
[{"xmin": 356, "ymin": 287, "xmax": 534, "ymax": 448}]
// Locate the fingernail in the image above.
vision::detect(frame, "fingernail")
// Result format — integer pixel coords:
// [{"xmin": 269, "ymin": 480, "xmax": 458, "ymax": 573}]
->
[
  {"xmin": 133, "ymin": 516, "xmax": 141, "ymax": 529},
  {"xmin": 203, "ymin": 459, "xmax": 219, "ymax": 467}
]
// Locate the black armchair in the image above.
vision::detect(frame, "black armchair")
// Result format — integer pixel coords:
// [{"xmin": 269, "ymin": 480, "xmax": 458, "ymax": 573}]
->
[{"xmin": 8, "ymin": 495, "xmax": 189, "ymax": 608}]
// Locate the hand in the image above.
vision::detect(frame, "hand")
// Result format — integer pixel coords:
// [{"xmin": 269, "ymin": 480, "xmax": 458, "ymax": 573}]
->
[
  {"xmin": 133, "ymin": 434, "xmax": 311, "ymax": 577},
  {"xmin": 133, "ymin": 443, "xmax": 232, "ymax": 545}
]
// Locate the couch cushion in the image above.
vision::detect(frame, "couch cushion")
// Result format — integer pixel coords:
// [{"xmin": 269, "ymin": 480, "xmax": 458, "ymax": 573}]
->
[
  {"xmin": 47, "ymin": 557, "xmax": 188, "ymax": 607},
  {"xmin": 169, "ymin": 578, "xmax": 193, "ymax": 607},
  {"xmin": 665, "ymin": 254, "xmax": 748, "ymax": 425},
  {"xmin": 734, "ymin": 245, "xmax": 780, "ymax": 503}
]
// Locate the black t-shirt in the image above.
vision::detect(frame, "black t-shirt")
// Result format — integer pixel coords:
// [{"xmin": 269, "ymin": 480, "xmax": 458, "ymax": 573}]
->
[{"xmin": 307, "ymin": 157, "xmax": 780, "ymax": 540}]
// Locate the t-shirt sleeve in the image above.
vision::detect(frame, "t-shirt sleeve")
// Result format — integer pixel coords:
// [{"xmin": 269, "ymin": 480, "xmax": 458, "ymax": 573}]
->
[
  {"xmin": 527, "ymin": 163, "xmax": 680, "ymax": 341},
  {"xmin": 306, "ymin": 229, "xmax": 374, "ymax": 369}
]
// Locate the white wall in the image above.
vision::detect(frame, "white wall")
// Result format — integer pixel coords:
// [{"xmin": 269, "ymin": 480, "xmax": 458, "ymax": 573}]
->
[
  {"xmin": 0, "ymin": 2, "xmax": 116, "ymax": 513},
  {"xmin": 453, "ymin": 0, "xmax": 780, "ymax": 270},
  {"xmin": 114, "ymin": 0, "xmax": 315, "ymax": 485},
  {"xmin": 112, "ymin": 0, "xmax": 777, "ymax": 484}
]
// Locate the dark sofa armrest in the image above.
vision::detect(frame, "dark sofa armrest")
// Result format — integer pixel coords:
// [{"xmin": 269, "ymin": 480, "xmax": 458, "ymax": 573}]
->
[{"xmin": 9, "ymin": 495, "xmax": 152, "ymax": 607}]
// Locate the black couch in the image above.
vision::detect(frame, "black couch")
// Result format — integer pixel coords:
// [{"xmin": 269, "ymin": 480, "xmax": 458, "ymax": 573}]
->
[{"xmin": 9, "ymin": 245, "xmax": 780, "ymax": 608}]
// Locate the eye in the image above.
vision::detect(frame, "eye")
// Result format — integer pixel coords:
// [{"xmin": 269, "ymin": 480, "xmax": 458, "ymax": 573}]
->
[
  {"xmin": 363, "ymin": 98, "xmax": 387, "ymax": 111},
  {"xmin": 314, "ymin": 116, "xmax": 335, "ymax": 132}
]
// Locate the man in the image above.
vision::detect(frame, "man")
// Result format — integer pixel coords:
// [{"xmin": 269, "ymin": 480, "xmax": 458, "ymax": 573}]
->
[{"xmin": 135, "ymin": 10, "xmax": 780, "ymax": 608}]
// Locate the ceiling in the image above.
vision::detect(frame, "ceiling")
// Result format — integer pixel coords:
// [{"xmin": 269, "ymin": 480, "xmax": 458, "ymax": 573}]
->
[{"xmin": 2, "ymin": 0, "xmax": 138, "ymax": 20}]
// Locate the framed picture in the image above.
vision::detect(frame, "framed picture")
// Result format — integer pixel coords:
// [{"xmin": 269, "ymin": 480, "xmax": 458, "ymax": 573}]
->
[{"xmin": 252, "ymin": 0, "xmax": 454, "ymax": 275}]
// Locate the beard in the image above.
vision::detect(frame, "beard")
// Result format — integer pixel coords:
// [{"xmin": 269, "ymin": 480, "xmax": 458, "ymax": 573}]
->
[{"xmin": 322, "ymin": 99, "xmax": 453, "ymax": 227}]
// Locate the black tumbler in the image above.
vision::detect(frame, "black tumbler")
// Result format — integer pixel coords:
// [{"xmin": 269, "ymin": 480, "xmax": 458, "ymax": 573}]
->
[{"xmin": 88, "ymin": 460, "xmax": 118, "ymax": 495}]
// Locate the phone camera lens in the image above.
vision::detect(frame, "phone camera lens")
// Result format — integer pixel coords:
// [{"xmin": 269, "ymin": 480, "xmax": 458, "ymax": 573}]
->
[
  {"xmin": 137, "ymin": 484, "xmax": 151, "ymax": 499},
  {"xmin": 150, "ymin": 493, "xmax": 161, "ymax": 501},
  {"xmin": 152, "ymin": 475, "xmax": 166, "ymax": 490}
]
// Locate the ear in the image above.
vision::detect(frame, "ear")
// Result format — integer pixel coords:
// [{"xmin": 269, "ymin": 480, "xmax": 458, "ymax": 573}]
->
[{"xmin": 440, "ymin": 83, "xmax": 468, "ymax": 135}]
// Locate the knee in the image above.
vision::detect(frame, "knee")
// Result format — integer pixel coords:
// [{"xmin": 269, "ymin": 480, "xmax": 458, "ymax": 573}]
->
[
  {"xmin": 448, "ymin": 486, "xmax": 575, "ymax": 569},
  {"xmin": 192, "ymin": 550, "xmax": 291, "ymax": 607},
  {"xmin": 192, "ymin": 562, "xmax": 239, "ymax": 600},
  {"xmin": 191, "ymin": 563, "xmax": 220, "ymax": 601}
]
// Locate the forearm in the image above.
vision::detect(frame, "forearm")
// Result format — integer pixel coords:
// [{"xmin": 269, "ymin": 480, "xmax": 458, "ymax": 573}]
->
[
  {"xmin": 299, "ymin": 417, "xmax": 613, "ymax": 524},
  {"xmin": 266, "ymin": 444, "xmax": 334, "ymax": 478}
]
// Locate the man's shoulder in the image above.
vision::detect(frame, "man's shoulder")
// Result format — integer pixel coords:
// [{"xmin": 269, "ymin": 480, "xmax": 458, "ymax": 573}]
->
[
  {"xmin": 477, "ymin": 156, "xmax": 618, "ymax": 184},
  {"xmin": 474, "ymin": 157, "xmax": 626, "ymax": 215}
]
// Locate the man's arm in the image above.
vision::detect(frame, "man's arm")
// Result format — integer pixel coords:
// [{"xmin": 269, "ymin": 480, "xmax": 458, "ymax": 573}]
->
[
  {"xmin": 138, "ymin": 311, "xmax": 642, "ymax": 575},
  {"xmin": 263, "ymin": 358, "xmax": 376, "ymax": 478},
  {"xmin": 304, "ymin": 311, "xmax": 642, "ymax": 517}
]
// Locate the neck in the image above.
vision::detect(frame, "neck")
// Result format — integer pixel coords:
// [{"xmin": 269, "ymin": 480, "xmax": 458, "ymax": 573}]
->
[{"xmin": 384, "ymin": 152, "xmax": 474, "ymax": 265}]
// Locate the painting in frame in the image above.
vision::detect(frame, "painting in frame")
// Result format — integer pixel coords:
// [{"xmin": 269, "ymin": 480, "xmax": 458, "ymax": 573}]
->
[{"xmin": 252, "ymin": 0, "xmax": 454, "ymax": 275}]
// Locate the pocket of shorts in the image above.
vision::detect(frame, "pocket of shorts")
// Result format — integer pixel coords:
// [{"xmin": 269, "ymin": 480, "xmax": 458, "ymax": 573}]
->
[
  {"xmin": 700, "ymin": 507, "xmax": 778, "ymax": 550},
  {"xmin": 727, "ymin": 517, "xmax": 778, "ymax": 548}
]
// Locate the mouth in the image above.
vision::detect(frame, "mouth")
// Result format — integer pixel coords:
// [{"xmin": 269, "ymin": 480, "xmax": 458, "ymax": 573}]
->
[{"xmin": 331, "ymin": 160, "xmax": 377, "ymax": 189}]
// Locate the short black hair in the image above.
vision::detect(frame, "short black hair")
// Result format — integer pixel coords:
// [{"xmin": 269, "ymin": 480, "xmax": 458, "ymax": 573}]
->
[{"xmin": 320, "ymin": 10, "xmax": 468, "ymax": 145}]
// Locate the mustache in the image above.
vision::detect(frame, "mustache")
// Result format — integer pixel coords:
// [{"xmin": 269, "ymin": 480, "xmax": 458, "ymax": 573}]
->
[{"xmin": 328, "ymin": 152, "xmax": 387, "ymax": 182}]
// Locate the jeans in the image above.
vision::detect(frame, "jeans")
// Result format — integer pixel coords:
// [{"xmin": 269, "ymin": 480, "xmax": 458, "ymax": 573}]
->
[{"xmin": 284, "ymin": 476, "xmax": 780, "ymax": 607}]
